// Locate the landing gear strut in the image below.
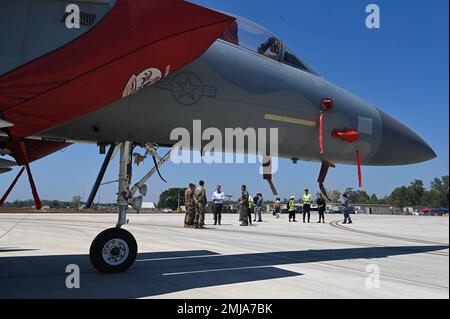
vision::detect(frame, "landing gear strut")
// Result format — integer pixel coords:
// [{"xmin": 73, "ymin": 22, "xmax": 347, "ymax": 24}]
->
[
  {"xmin": 317, "ymin": 161, "xmax": 336, "ymax": 201},
  {"xmin": 89, "ymin": 142, "xmax": 137, "ymax": 273},
  {"xmin": 89, "ymin": 142, "xmax": 171, "ymax": 274}
]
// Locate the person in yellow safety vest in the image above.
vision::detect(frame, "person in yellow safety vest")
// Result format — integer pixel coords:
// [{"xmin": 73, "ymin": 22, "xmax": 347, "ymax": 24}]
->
[
  {"xmin": 288, "ymin": 196, "xmax": 297, "ymax": 222},
  {"xmin": 302, "ymin": 189, "xmax": 313, "ymax": 223}
]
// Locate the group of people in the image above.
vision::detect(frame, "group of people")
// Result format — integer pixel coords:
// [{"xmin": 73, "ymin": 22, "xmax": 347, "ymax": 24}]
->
[
  {"xmin": 184, "ymin": 180, "xmax": 207, "ymax": 229},
  {"xmin": 184, "ymin": 182, "xmax": 266, "ymax": 228},
  {"xmin": 238, "ymin": 185, "xmax": 265, "ymax": 227},
  {"xmin": 275, "ymin": 190, "xmax": 352, "ymax": 224},
  {"xmin": 271, "ymin": 189, "xmax": 325, "ymax": 223},
  {"xmin": 184, "ymin": 181, "xmax": 353, "ymax": 229},
  {"xmin": 184, "ymin": 182, "xmax": 229, "ymax": 229},
  {"xmin": 285, "ymin": 189, "xmax": 327, "ymax": 223}
]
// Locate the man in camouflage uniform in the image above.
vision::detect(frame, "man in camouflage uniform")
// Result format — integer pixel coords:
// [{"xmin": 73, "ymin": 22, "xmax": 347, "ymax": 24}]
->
[
  {"xmin": 239, "ymin": 185, "xmax": 250, "ymax": 226},
  {"xmin": 194, "ymin": 180, "xmax": 207, "ymax": 229},
  {"xmin": 184, "ymin": 183, "xmax": 196, "ymax": 228}
]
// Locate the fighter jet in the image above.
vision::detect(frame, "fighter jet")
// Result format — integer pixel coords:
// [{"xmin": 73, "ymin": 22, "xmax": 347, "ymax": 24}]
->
[{"xmin": 0, "ymin": 0, "xmax": 436, "ymax": 273}]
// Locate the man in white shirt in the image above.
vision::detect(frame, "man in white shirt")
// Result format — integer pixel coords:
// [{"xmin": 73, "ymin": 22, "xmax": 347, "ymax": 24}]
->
[{"xmin": 212, "ymin": 185, "xmax": 225, "ymax": 225}]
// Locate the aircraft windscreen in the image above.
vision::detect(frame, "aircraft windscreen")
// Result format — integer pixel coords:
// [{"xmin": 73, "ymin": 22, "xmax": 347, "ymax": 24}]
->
[
  {"xmin": 220, "ymin": 16, "xmax": 317, "ymax": 75},
  {"xmin": 221, "ymin": 16, "xmax": 281, "ymax": 61},
  {"xmin": 283, "ymin": 46, "xmax": 312, "ymax": 73}
]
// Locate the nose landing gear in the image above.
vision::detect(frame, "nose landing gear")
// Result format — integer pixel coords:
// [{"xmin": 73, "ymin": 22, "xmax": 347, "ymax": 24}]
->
[
  {"xmin": 88, "ymin": 142, "xmax": 171, "ymax": 274},
  {"xmin": 89, "ymin": 227, "xmax": 137, "ymax": 274},
  {"xmin": 89, "ymin": 142, "xmax": 138, "ymax": 274}
]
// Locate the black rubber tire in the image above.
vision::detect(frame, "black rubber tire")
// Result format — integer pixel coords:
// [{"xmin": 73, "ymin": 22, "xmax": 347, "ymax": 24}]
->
[{"xmin": 89, "ymin": 228, "xmax": 138, "ymax": 274}]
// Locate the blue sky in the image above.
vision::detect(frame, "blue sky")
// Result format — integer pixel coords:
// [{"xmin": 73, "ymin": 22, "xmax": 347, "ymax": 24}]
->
[{"xmin": 1, "ymin": 0, "xmax": 448, "ymax": 203}]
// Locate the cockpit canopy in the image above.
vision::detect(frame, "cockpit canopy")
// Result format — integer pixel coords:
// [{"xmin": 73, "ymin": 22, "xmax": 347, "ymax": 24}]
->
[{"xmin": 220, "ymin": 16, "xmax": 317, "ymax": 75}]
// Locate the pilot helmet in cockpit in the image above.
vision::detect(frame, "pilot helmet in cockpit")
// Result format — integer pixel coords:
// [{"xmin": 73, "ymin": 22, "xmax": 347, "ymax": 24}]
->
[{"xmin": 257, "ymin": 36, "xmax": 281, "ymax": 60}]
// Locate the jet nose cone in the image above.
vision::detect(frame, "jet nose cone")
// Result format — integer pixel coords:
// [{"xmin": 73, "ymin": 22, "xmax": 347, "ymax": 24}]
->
[{"xmin": 367, "ymin": 110, "xmax": 436, "ymax": 166}]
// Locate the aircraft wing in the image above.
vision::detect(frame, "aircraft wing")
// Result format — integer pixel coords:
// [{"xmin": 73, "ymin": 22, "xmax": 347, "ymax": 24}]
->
[{"xmin": 0, "ymin": 0, "xmax": 234, "ymax": 142}]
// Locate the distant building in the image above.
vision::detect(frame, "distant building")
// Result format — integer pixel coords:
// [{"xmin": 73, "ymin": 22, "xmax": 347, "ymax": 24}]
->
[{"xmin": 141, "ymin": 202, "xmax": 156, "ymax": 212}]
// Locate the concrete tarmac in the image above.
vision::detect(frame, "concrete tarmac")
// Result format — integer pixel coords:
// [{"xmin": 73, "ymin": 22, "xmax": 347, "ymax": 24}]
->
[{"xmin": 0, "ymin": 213, "xmax": 448, "ymax": 299}]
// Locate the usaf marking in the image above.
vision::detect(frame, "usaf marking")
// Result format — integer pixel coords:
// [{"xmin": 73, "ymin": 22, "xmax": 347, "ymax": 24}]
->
[{"xmin": 156, "ymin": 72, "xmax": 217, "ymax": 106}]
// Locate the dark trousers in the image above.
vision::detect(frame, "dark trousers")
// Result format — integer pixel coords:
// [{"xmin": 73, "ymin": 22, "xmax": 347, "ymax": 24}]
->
[
  {"xmin": 318, "ymin": 207, "xmax": 325, "ymax": 222},
  {"xmin": 213, "ymin": 203, "xmax": 223, "ymax": 225},
  {"xmin": 344, "ymin": 211, "xmax": 352, "ymax": 223},
  {"xmin": 289, "ymin": 211, "xmax": 296, "ymax": 221},
  {"xmin": 303, "ymin": 204, "xmax": 311, "ymax": 222}
]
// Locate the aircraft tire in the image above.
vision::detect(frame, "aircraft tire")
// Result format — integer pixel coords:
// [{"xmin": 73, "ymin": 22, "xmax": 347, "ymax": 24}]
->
[{"xmin": 89, "ymin": 228, "xmax": 138, "ymax": 274}]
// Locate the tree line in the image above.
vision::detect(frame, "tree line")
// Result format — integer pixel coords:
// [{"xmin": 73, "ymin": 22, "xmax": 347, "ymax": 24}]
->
[
  {"xmin": 2, "ymin": 176, "xmax": 447, "ymax": 209},
  {"xmin": 337, "ymin": 175, "xmax": 448, "ymax": 208},
  {"xmin": 1, "ymin": 199, "xmax": 75, "ymax": 209},
  {"xmin": 157, "ymin": 176, "xmax": 448, "ymax": 209}
]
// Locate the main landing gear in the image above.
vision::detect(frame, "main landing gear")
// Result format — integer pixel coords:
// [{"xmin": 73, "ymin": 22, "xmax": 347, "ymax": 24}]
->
[{"xmin": 88, "ymin": 142, "xmax": 170, "ymax": 273}]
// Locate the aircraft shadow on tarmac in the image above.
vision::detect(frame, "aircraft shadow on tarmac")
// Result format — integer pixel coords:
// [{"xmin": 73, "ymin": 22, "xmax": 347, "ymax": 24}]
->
[{"xmin": 0, "ymin": 245, "xmax": 446, "ymax": 299}]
